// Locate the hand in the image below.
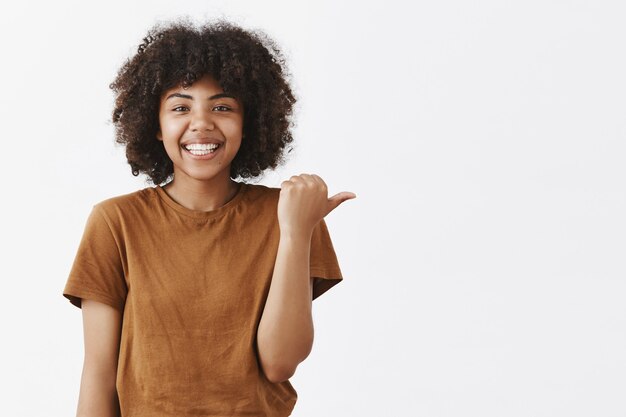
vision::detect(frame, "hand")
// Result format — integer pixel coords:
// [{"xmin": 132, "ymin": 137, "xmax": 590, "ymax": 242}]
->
[{"xmin": 277, "ymin": 174, "xmax": 356, "ymax": 237}]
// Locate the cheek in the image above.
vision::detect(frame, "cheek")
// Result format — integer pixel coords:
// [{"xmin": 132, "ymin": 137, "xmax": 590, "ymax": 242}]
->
[
  {"xmin": 233, "ymin": 123, "xmax": 243, "ymax": 140},
  {"xmin": 225, "ymin": 117, "xmax": 243, "ymax": 134},
  {"xmin": 160, "ymin": 118, "xmax": 186, "ymax": 139}
]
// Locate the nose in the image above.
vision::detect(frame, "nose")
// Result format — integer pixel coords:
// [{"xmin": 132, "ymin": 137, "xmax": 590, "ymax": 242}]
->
[{"xmin": 189, "ymin": 109, "xmax": 215, "ymax": 132}]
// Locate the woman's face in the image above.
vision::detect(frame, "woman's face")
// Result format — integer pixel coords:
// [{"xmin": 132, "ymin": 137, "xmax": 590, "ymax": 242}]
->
[{"xmin": 157, "ymin": 74, "xmax": 244, "ymax": 185}]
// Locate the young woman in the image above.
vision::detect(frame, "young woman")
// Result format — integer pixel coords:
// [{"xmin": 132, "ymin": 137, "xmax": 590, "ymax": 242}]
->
[{"xmin": 63, "ymin": 19, "xmax": 355, "ymax": 417}]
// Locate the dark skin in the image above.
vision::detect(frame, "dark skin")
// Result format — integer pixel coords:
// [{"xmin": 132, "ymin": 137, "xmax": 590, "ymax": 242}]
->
[{"xmin": 156, "ymin": 75, "xmax": 244, "ymax": 210}]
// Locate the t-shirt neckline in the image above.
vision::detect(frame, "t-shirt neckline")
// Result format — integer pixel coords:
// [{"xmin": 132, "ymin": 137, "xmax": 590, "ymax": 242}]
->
[{"xmin": 154, "ymin": 182, "xmax": 248, "ymax": 220}]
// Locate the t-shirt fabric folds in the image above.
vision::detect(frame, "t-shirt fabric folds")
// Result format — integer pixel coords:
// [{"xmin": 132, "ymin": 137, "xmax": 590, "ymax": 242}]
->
[{"xmin": 63, "ymin": 182, "xmax": 343, "ymax": 417}]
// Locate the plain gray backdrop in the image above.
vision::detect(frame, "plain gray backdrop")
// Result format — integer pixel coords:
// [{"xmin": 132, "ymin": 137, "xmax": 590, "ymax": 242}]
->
[{"xmin": 1, "ymin": 0, "xmax": 624, "ymax": 416}]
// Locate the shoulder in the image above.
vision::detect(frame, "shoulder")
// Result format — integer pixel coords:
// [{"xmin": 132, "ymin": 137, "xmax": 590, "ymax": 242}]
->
[
  {"xmin": 242, "ymin": 182, "xmax": 281, "ymax": 205},
  {"xmin": 91, "ymin": 186, "xmax": 157, "ymax": 222},
  {"xmin": 238, "ymin": 183, "xmax": 282, "ymax": 223}
]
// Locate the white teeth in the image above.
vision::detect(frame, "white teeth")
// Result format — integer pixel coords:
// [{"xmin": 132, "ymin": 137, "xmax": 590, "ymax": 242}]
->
[
  {"xmin": 190, "ymin": 151, "xmax": 210, "ymax": 155},
  {"xmin": 184, "ymin": 143, "xmax": 219, "ymax": 151}
]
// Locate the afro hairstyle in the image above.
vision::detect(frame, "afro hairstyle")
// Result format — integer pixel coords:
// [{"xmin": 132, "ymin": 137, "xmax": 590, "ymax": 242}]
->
[{"xmin": 109, "ymin": 19, "xmax": 296, "ymax": 185}]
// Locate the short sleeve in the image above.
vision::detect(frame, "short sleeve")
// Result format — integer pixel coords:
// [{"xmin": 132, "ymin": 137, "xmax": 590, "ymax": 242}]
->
[
  {"xmin": 310, "ymin": 218, "xmax": 343, "ymax": 300},
  {"xmin": 62, "ymin": 204, "xmax": 128, "ymax": 312}
]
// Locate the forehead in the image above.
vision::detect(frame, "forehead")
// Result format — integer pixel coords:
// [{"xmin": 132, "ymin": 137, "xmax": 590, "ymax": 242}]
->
[{"xmin": 161, "ymin": 74, "xmax": 225, "ymax": 98}]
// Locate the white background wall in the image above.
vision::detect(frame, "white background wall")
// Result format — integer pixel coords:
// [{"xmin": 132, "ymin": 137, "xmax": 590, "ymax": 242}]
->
[{"xmin": 1, "ymin": 0, "xmax": 624, "ymax": 416}]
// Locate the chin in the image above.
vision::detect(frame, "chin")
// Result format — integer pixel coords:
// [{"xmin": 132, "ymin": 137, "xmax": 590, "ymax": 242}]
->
[{"xmin": 184, "ymin": 168, "xmax": 231, "ymax": 182}]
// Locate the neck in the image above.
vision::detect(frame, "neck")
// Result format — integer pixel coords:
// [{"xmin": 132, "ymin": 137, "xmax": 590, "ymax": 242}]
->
[{"xmin": 162, "ymin": 173, "xmax": 240, "ymax": 212}]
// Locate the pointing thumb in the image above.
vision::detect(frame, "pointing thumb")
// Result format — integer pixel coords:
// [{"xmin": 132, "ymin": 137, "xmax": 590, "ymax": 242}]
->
[{"xmin": 327, "ymin": 191, "xmax": 357, "ymax": 214}]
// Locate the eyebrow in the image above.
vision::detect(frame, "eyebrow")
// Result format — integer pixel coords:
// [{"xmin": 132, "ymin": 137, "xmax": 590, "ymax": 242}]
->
[{"xmin": 165, "ymin": 92, "xmax": 235, "ymax": 101}]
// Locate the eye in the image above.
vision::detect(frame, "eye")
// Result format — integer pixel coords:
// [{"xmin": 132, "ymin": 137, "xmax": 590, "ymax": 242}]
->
[
  {"xmin": 172, "ymin": 105, "xmax": 189, "ymax": 112},
  {"xmin": 213, "ymin": 105, "xmax": 231, "ymax": 112}
]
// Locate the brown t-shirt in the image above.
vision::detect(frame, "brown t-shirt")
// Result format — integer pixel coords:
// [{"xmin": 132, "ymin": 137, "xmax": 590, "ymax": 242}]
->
[{"xmin": 63, "ymin": 182, "xmax": 343, "ymax": 416}]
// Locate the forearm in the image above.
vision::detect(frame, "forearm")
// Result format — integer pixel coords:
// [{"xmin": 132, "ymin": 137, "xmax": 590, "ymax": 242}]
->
[
  {"xmin": 76, "ymin": 364, "xmax": 120, "ymax": 417},
  {"xmin": 257, "ymin": 231, "xmax": 314, "ymax": 382}
]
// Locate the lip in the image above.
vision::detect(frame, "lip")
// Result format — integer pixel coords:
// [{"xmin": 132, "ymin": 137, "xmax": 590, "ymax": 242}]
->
[
  {"xmin": 182, "ymin": 143, "xmax": 222, "ymax": 160},
  {"xmin": 180, "ymin": 137, "xmax": 224, "ymax": 160},
  {"xmin": 182, "ymin": 137, "xmax": 224, "ymax": 146}
]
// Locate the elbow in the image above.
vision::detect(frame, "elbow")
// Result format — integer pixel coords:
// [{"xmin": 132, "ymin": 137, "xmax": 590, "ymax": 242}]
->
[
  {"xmin": 262, "ymin": 343, "xmax": 313, "ymax": 383},
  {"xmin": 263, "ymin": 361, "xmax": 297, "ymax": 383},
  {"xmin": 258, "ymin": 332, "xmax": 314, "ymax": 383}
]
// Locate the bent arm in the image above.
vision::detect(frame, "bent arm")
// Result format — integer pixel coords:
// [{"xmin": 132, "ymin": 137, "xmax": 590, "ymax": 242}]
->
[
  {"xmin": 76, "ymin": 299, "xmax": 123, "ymax": 417},
  {"xmin": 257, "ymin": 232, "xmax": 315, "ymax": 383},
  {"xmin": 256, "ymin": 174, "xmax": 352, "ymax": 383}
]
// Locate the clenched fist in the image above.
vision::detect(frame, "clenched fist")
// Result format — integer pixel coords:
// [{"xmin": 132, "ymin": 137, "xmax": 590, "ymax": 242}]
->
[{"xmin": 277, "ymin": 174, "xmax": 356, "ymax": 237}]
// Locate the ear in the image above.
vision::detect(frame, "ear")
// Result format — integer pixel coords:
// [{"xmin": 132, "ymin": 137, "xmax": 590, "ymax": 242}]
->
[{"xmin": 156, "ymin": 130, "xmax": 162, "ymax": 141}]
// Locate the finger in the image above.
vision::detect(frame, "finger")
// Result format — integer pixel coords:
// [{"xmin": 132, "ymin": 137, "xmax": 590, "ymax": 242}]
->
[
  {"xmin": 310, "ymin": 174, "xmax": 327, "ymax": 187},
  {"xmin": 309, "ymin": 174, "xmax": 327, "ymax": 194},
  {"xmin": 296, "ymin": 174, "xmax": 318, "ymax": 185},
  {"xmin": 327, "ymin": 191, "xmax": 357, "ymax": 213},
  {"xmin": 301, "ymin": 174, "xmax": 316, "ymax": 185}
]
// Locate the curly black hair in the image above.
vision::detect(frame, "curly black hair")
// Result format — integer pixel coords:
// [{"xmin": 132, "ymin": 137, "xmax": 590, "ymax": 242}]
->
[{"xmin": 109, "ymin": 19, "xmax": 296, "ymax": 185}]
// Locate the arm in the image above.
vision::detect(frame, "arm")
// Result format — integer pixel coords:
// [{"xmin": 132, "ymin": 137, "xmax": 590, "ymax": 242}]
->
[
  {"xmin": 75, "ymin": 299, "xmax": 122, "ymax": 417},
  {"xmin": 257, "ymin": 229, "xmax": 315, "ymax": 383},
  {"xmin": 256, "ymin": 174, "xmax": 355, "ymax": 383}
]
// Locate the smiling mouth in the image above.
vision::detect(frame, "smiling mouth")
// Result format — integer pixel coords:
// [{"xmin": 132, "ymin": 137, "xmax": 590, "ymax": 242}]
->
[{"xmin": 183, "ymin": 143, "xmax": 221, "ymax": 155}]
